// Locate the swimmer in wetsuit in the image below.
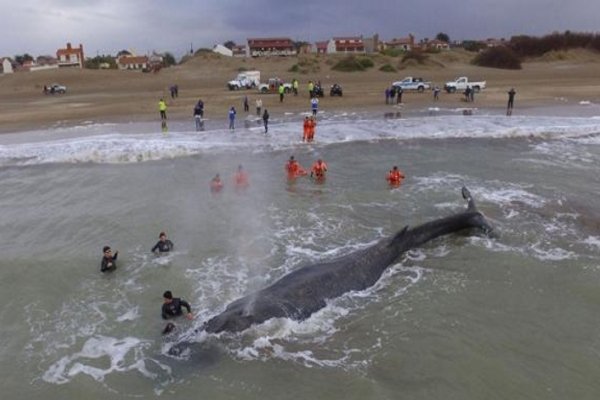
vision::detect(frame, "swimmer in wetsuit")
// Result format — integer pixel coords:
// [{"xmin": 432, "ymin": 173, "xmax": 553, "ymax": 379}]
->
[
  {"xmin": 151, "ymin": 232, "xmax": 174, "ymax": 254},
  {"xmin": 100, "ymin": 246, "xmax": 119, "ymax": 272},
  {"xmin": 162, "ymin": 290, "xmax": 193, "ymax": 320}
]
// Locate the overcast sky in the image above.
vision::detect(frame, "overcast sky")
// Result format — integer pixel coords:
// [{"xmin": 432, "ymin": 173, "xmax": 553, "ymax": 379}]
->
[{"xmin": 1, "ymin": 0, "xmax": 598, "ymax": 58}]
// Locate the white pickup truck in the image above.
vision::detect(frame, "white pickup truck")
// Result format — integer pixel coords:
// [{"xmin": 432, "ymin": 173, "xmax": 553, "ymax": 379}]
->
[
  {"xmin": 392, "ymin": 76, "xmax": 431, "ymax": 92},
  {"xmin": 227, "ymin": 70, "xmax": 261, "ymax": 90},
  {"xmin": 444, "ymin": 77, "xmax": 486, "ymax": 93}
]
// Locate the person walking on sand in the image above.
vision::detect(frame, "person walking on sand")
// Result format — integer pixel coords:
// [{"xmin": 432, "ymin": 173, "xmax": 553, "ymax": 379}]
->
[
  {"xmin": 396, "ymin": 87, "xmax": 403, "ymax": 104},
  {"xmin": 262, "ymin": 109, "xmax": 269, "ymax": 133},
  {"xmin": 100, "ymin": 246, "xmax": 119, "ymax": 273},
  {"xmin": 385, "ymin": 87, "xmax": 390, "ymax": 104},
  {"xmin": 278, "ymin": 84, "xmax": 285, "ymax": 103},
  {"xmin": 228, "ymin": 106, "xmax": 236, "ymax": 130},
  {"xmin": 507, "ymin": 88, "xmax": 516, "ymax": 116},
  {"xmin": 256, "ymin": 98, "xmax": 262, "ymax": 116},
  {"xmin": 159, "ymin": 98, "xmax": 167, "ymax": 121},
  {"xmin": 243, "ymin": 96, "xmax": 249, "ymax": 112}
]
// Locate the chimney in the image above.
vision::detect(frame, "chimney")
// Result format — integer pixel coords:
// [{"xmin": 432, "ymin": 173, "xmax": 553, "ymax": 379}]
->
[{"xmin": 67, "ymin": 42, "xmax": 72, "ymax": 49}]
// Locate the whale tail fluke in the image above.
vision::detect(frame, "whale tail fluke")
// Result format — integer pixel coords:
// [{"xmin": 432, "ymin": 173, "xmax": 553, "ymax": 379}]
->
[{"xmin": 462, "ymin": 186, "xmax": 477, "ymax": 211}]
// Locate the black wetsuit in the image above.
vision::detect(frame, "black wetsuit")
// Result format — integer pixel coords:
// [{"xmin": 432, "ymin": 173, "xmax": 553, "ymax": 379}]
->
[
  {"xmin": 152, "ymin": 240, "xmax": 174, "ymax": 253},
  {"xmin": 162, "ymin": 298, "xmax": 191, "ymax": 319},
  {"xmin": 100, "ymin": 252, "xmax": 118, "ymax": 272}
]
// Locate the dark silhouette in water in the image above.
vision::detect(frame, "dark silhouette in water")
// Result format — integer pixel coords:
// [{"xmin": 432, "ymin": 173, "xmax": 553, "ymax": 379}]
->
[{"xmin": 193, "ymin": 188, "xmax": 493, "ymax": 338}]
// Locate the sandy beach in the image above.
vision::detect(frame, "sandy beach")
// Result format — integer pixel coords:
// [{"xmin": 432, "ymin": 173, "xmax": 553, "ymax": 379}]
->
[{"xmin": 1, "ymin": 49, "xmax": 599, "ymax": 133}]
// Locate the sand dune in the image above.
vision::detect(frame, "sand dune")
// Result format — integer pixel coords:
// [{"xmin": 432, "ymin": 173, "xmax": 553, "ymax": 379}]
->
[{"xmin": 0, "ymin": 50, "xmax": 599, "ymax": 133}]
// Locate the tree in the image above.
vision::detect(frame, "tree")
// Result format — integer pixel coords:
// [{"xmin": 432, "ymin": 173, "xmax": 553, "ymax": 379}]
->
[
  {"xmin": 223, "ymin": 40, "xmax": 236, "ymax": 50},
  {"xmin": 162, "ymin": 52, "xmax": 176, "ymax": 66},
  {"xmin": 436, "ymin": 32, "xmax": 450, "ymax": 43},
  {"xmin": 14, "ymin": 53, "xmax": 34, "ymax": 65}
]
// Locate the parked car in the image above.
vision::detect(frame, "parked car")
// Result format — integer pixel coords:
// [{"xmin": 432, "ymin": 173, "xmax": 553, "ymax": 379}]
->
[
  {"xmin": 258, "ymin": 78, "xmax": 292, "ymax": 94},
  {"xmin": 444, "ymin": 77, "xmax": 486, "ymax": 93},
  {"xmin": 44, "ymin": 83, "xmax": 67, "ymax": 94},
  {"xmin": 392, "ymin": 76, "xmax": 431, "ymax": 92},
  {"xmin": 227, "ymin": 70, "xmax": 261, "ymax": 90},
  {"xmin": 330, "ymin": 83, "xmax": 343, "ymax": 97}
]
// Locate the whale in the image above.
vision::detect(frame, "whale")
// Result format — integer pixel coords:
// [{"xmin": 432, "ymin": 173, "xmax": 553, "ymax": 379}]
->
[{"xmin": 196, "ymin": 187, "xmax": 493, "ymax": 336}]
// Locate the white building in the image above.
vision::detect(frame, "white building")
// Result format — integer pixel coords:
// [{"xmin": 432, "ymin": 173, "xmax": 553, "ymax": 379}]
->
[
  {"xmin": 2, "ymin": 58, "xmax": 13, "ymax": 74},
  {"xmin": 213, "ymin": 44, "xmax": 233, "ymax": 57}
]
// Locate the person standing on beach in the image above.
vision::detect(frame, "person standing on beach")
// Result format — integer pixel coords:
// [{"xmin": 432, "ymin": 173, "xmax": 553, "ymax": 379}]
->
[
  {"xmin": 262, "ymin": 109, "xmax": 269, "ymax": 133},
  {"xmin": 311, "ymin": 97, "xmax": 319, "ymax": 116},
  {"xmin": 308, "ymin": 81, "xmax": 314, "ymax": 98},
  {"xmin": 256, "ymin": 98, "xmax": 262, "ymax": 116},
  {"xmin": 228, "ymin": 106, "xmax": 236, "ymax": 130},
  {"xmin": 433, "ymin": 86, "xmax": 440, "ymax": 101},
  {"xmin": 507, "ymin": 88, "xmax": 516, "ymax": 116},
  {"xmin": 159, "ymin": 98, "xmax": 167, "ymax": 121},
  {"xmin": 193, "ymin": 101, "xmax": 204, "ymax": 131},
  {"xmin": 101, "ymin": 246, "xmax": 119, "ymax": 273},
  {"xmin": 397, "ymin": 87, "xmax": 403, "ymax": 104},
  {"xmin": 385, "ymin": 88, "xmax": 390, "ymax": 104},
  {"xmin": 278, "ymin": 84, "xmax": 285, "ymax": 103},
  {"xmin": 243, "ymin": 96, "xmax": 249, "ymax": 112},
  {"xmin": 151, "ymin": 232, "xmax": 174, "ymax": 254},
  {"xmin": 292, "ymin": 79, "xmax": 299, "ymax": 96}
]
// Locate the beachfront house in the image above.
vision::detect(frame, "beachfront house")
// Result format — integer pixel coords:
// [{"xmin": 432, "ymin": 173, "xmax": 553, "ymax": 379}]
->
[
  {"xmin": 117, "ymin": 55, "xmax": 149, "ymax": 70},
  {"xmin": 1, "ymin": 58, "xmax": 13, "ymax": 74},
  {"xmin": 56, "ymin": 42, "xmax": 85, "ymax": 68},
  {"xmin": 313, "ymin": 41, "xmax": 329, "ymax": 54},
  {"xmin": 326, "ymin": 37, "xmax": 366, "ymax": 54},
  {"xmin": 385, "ymin": 34, "xmax": 416, "ymax": 51},
  {"xmin": 247, "ymin": 38, "xmax": 296, "ymax": 57},
  {"xmin": 231, "ymin": 45, "xmax": 247, "ymax": 57},
  {"xmin": 423, "ymin": 39, "xmax": 450, "ymax": 50}
]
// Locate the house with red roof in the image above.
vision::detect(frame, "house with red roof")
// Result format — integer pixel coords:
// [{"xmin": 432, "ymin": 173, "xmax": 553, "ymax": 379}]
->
[
  {"xmin": 56, "ymin": 42, "xmax": 84, "ymax": 68},
  {"xmin": 313, "ymin": 41, "xmax": 329, "ymax": 54},
  {"xmin": 117, "ymin": 55, "xmax": 149, "ymax": 70},
  {"xmin": 386, "ymin": 34, "xmax": 416, "ymax": 51},
  {"xmin": 247, "ymin": 38, "xmax": 296, "ymax": 57},
  {"xmin": 326, "ymin": 37, "xmax": 365, "ymax": 54}
]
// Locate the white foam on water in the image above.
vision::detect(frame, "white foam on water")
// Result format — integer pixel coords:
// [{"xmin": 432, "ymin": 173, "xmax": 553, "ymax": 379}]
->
[{"xmin": 1, "ymin": 114, "xmax": 600, "ymax": 166}]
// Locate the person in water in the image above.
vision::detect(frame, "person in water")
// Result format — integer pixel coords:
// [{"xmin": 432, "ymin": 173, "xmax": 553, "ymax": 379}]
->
[
  {"xmin": 310, "ymin": 158, "xmax": 328, "ymax": 182},
  {"xmin": 161, "ymin": 290, "xmax": 193, "ymax": 334},
  {"xmin": 302, "ymin": 116, "xmax": 310, "ymax": 142},
  {"xmin": 285, "ymin": 155, "xmax": 307, "ymax": 179},
  {"xmin": 234, "ymin": 164, "xmax": 249, "ymax": 191},
  {"xmin": 100, "ymin": 246, "xmax": 119, "ymax": 272},
  {"xmin": 386, "ymin": 165, "xmax": 406, "ymax": 187},
  {"xmin": 151, "ymin": 231, "xmax": 174, "ymax": 254},
  {"xmin": 507, "ymin": 88, "xmax": 516, "ymax": 116},
  {"xmin": 210, "ymin": 173, "xmax": 224, "ymax": 193}
]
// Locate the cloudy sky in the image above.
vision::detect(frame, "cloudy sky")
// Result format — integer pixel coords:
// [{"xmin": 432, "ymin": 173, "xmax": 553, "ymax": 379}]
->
[{"xmin": 1, "ymin": 0, "xmax": 598, "ymax": 58}]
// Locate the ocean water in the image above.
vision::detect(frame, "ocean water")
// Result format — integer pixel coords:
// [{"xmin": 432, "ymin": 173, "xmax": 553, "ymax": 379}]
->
[{"xmin": 1, "ymin": 106, "xmax": 600, "ymax": 399}]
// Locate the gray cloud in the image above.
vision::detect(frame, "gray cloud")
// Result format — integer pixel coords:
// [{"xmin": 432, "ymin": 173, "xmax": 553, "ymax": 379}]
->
[{"xmin": 1, "ymin": 0, "xmax": 598, "ymax": 58}]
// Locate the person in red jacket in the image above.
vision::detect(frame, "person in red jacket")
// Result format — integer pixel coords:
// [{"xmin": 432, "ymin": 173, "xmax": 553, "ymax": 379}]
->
[
  {"xmin": 233, "ymin": 164, "xmax": 249, "ymax": 191},
  {"xmin": 310, "ymin": 158, "xmax": 328, "ymax": 182},
  {"xmin": 386, "ymin": 165, "xmax": 405, "ymax": 187},
  {"xmin": 285, "ymin": 156, "xmax": 307, "ymax": 180}
]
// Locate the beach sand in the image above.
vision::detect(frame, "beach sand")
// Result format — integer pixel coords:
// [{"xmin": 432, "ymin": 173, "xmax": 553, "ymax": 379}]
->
[{"xmin": 0, "ymin": 49, "xmax": 599, "ymax": 133}]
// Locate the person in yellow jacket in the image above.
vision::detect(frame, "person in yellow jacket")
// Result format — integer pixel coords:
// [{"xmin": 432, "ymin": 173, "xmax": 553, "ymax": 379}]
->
[
  {"xmin": 308, "ymin": 80, "xmax": 314, "ymax": 98},
  {"xmin": 278, "ymin": 83, "xmax": 285, "ymax": 103},
  {"xmin": 159, "ymin": 98, "xmax": 167, "ymax": 121}
]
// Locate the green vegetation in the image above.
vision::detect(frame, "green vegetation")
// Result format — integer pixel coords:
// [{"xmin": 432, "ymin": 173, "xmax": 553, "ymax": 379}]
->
[
  {"xmin": 462, "ymin": 40, "xmax": 487, "ymax": 52},
  {"xmin": 162, "ymin": 52, "xmax": 176, "ymax": 66},
  {"xmin": 331, "ymin": 56, "xmax": 374, "ymax": 72},
  {"xmin": 401, "ymin": 51, "xmax": 428, "ymax": 64},
  {"xmin": 379, "ymin": 64, "xmax": 397, "ymax": 73},
  {"xmin": 472, "ymin": 46, "xmax": 522, "ymax": 69},
  {"xmin": 510, "ymin": 31, "xmax": 600, "ymax": 57},
  {"xmin": 85, "ymin": 55, "xmax": 117, "ymax": 69},
  {"xmin": 289, "ymin": 56, "xmax": 320, "ymax": 74},
  {"xmin": 436, "ymin": 32, "xmax": 450, "ymax": 43},
  {"xmin": 380, "ymin": 48, "xmax": 404, "ymax": 57}
]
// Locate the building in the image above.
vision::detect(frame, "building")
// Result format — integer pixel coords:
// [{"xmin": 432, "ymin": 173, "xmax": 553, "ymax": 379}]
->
[
  {"xmin": 247, "ymin": 37, "xmax": 296, "ymax": 57},
  {"xmin": 117, "ymin": 55, "xmax": 149, "ymax": 70},
  {"xmin": 423, "ymin": 39, "xmax": 450, "ymax": 50},
  {"xmin": 213, "ymin": 44, "xmax": 233, "ymax": 57},
  {"xmin": 386, "ymin": 34, "xmax": 415, "ymax": 51},
  {"xmin": 363, "ymin": 34, "xmax": 380, "ymax": 54},
  {"xmin": 327, "ymin": 37, "xmax": 365, "ymax": 54},
  {"xmin": 483, "ymin": 38, "xmax": 507, "ymax": 48},
  {"xmin": 56, "ymin": 42, "xmax": 84, "ymax": 68},
  {"xmin": 313, "ymin": 41, "xmax": 329, "ymax": 54},
  {"xmin": 231, "ymin": 45, "xmax": 247, "ymax": 57},
  {"xmin": 1, "ymin": 58, "xmax": 13, "ymax": 74}
]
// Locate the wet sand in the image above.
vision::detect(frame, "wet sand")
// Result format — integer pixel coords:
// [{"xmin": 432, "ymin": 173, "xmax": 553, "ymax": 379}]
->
[{"xmin": 0, "ymin": 49, "xmax": 599, "ymax": 133}]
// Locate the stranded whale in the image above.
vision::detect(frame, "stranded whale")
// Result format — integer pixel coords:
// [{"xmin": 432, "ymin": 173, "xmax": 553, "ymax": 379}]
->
[{"xmin": 199, "ymin": 187, "xmax": 493, "ymax": 335}]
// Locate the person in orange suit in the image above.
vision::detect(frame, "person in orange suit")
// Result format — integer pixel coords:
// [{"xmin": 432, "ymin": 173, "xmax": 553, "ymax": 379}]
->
[
  {"xmin": 310, "ymin": 158, "xmax": 328, "ymax": 182},
  {"xmin": 233, "ymin": 164, "xmax": 249, "ymax": 191},
  {"xmin": 386, "ymin": 165, "xmax": 405, "ymax": 187},
  {"xmin": 285, "ymin": 155, "xmax": 307, "ymax": 180}
]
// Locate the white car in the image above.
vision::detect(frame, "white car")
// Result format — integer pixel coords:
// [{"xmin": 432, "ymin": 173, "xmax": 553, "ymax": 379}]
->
[
  {"xmin": 444, "ymin": 77, "xmax": 486, "ymax": 93},
  {"xmin": 392, "ymin": 76, "xmax": 431, "ymax": 92},
  {"xmin": 47, "ymin": 83, "xmax": 67, "ymax": 94}
]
